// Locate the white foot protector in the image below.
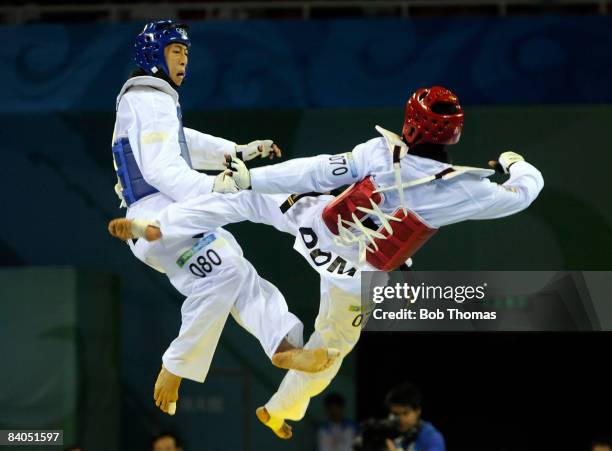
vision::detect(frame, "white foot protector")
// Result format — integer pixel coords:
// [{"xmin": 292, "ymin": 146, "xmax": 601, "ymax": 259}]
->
[
  {"xmin": 131, "ymin": 219, "xmax": 159, "ymax": 238},
  {"xmin": 168, "ymin": 402, "xmax": 176, "ymax": 416}
]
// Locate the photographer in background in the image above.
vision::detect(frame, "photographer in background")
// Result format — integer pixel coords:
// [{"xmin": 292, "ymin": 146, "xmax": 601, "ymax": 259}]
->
[{"xmin": 384, "ymin": 382, "xmax": 445, "ymax": 451}]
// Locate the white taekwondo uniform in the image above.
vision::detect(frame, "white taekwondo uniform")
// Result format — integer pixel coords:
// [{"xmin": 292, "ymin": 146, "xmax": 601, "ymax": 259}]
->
[
  {"xmin": 154, "ymin": 126, "xmax": 544, "ymax": 420},
  {"xmin": 112, "ymin": 75, "xmax": 302, "ymax": 383}
]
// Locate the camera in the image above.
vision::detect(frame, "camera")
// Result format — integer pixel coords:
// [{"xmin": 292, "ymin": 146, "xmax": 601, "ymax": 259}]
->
[{"xmin": 353, "ymin": 416, "xmax": 401, "ymax": 451}]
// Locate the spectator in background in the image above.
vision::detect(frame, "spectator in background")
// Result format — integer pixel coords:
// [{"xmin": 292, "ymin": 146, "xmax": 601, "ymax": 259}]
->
[
  {"xmin": 318, "ymin": 393, "xmax": 357, "ymax": 451},
  {"xmin": 385, "ymin": 382, "xmax": 445, "ymax": 451},
  {"xmin": 591, "ymin": 438, "xmax": 612, "ymax": 451},
  {"xmin": 152, "ymin": 432, "xmax": 183, "ymax": 451}
]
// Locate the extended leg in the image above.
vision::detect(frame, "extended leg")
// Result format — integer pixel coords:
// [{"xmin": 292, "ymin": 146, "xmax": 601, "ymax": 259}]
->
[{"xmin": 108, "ymin": 191, "xmax": 299, "ymax": 243}]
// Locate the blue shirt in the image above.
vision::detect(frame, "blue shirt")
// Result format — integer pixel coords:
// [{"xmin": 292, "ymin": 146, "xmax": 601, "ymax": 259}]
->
[{"xmin": 394, "ymin": 421, "xmax": 445, "ymax": 451}]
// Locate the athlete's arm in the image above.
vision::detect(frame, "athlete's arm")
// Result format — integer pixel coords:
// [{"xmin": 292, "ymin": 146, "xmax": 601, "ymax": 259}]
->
[
  {"xmin": 468, "ymin": 156, "xmax": 544, "ymax": 220},
  {"xmin": 183, "ymin": 127, "xmax": 236, "ymax": 170},
  {"xmin": 184, "ymin": 128, "xmax": 283, "ymax": 170},
  {"xmin": 249, "ymin": 142, "xmax": 371, "ymax": 194}
]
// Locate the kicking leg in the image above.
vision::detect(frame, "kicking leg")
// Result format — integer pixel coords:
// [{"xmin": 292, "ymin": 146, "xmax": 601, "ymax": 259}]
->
[{"xmin": 108, "ymin": 191, "xmax": 298, "ymax": 242}]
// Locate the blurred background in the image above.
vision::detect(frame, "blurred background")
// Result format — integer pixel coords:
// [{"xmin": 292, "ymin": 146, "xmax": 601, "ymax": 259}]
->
[{"xmin": 0, "ymin": 0, "xmax": 611, "ymax": 450}]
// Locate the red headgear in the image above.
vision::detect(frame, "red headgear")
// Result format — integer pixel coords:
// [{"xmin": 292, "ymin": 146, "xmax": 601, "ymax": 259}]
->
[{"xmin": 402, "ymin": 86, "xmax": 464, "ymax": 147}]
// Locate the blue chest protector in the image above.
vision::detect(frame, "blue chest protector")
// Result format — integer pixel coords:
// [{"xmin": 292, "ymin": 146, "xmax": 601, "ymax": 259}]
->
[{"xmin": 113, "ymin": 105, "xmax": 192, "ymax": 206}]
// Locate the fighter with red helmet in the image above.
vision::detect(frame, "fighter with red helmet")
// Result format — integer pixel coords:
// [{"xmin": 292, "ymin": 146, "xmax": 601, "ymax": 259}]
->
[
  {"xmin": 225, "ymin": 85, "xmax": 540, "ymax": 274},
  {"xmin": 109, "ymin": 86, "xmax": 543, "ymax": 439}
]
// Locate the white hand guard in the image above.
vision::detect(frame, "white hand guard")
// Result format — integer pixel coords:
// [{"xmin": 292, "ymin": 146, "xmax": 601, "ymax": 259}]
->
[
  {"xmin": 225, "ymin": 156, "xmax": 251, "ymax": 190},
  {"xmin": 131, "ymin": 219, "xmax": 159, "ymax": 238},
  {"xmin": 498, "ymin": 151, "xmax": 525, "ymax": 174},
  {"xmin": 213, "ymin": 171, "xmax": 239, "ymax": 193},
  {"xmin": 235, "ymin": 140, "xmax": 275, "ymax": 161}
]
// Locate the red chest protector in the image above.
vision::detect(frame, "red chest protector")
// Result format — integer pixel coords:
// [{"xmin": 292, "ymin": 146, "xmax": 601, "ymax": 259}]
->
[
  {"xmin": 321, "ymin": 176, "xmax": 438, "ymax": 271},
  {"xmin": 322, "ymin": 177, "xmax": 382, "ymax": 234}
]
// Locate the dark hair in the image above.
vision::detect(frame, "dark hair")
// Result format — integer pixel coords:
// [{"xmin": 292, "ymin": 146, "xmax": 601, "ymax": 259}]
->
[
  {"xmin": 130, "ymin": 68, "xmax": 147, "ymax": 78},
  {"xmin": 324, "ymin": 392, "xmax": 346, "ymax": 408},
  {"xmin": 385, "ymin": 382, "xmax": 422, "ymax": 410},
  {"xmin": 151, "ymin": 431, "xmax": 181, "ymax": 449}
]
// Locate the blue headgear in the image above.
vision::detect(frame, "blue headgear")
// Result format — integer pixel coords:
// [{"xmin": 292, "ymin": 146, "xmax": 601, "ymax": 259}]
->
[{"xmin": 134, "ymin": 20, "xmax": 191, "ymax": 80}]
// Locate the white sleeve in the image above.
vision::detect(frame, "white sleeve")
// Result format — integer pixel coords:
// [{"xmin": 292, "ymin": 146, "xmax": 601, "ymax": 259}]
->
[
  {"xmin": 184, "ymin": 127, "xmax": 236, "ymax": 170},
  {"xmin": 250, "ymin": 144, "xmax": 368, "ymax": 194},
  {"xmin": 468, "ymin": 160, "xmax": 544, "ymax": 220},
  {"xmin": 127, "ymin": 93, "xmax": 216, "ymax": 201}
]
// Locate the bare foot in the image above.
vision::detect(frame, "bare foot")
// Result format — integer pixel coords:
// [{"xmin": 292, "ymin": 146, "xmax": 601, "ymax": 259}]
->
[
  {"xmin": 153, "ymin": 366, "xmax": 182, "ymax": 415},
  {"xmin": 272, "ymin": 348, "xmax": 340, "ymax": 373},
  {"xmin": 108, "ymin": 218, "xmax": 161, "ymax": 241},
  {"xmin": 108, "ymin": 218, "xmax": 134, "ymax": 240},
  {"xmin": 256, "ymin": 406, "xmax": 292, "ymax": 439}
]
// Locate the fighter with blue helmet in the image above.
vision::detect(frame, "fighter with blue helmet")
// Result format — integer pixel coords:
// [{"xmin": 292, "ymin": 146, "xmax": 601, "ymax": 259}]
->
[{"xmin": 111, "ymin": 20, "xmax": 339, "ymax": 417}]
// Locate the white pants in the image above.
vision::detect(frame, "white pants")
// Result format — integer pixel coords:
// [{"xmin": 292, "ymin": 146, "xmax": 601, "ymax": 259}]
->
[
  {"xmin": 265, "ymin": 275, "xmax": 362, "ymax": 420},
  {"xmin": 129, "ymin": 226, "xmax": 303, "ymax": 383},
  {"xmin": 158, "ymin": 191, "xmax": 365, "ymax": 420}
]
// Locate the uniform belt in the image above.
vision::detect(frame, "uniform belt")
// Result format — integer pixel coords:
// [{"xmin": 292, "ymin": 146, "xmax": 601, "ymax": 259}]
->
[
  {"xmin": 279, "ymin": 192, "xmax": 323, "ymax": 213},
  {"xmin": 131, "ymin": 232, "xmax": 204, "ymax": 246}
]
